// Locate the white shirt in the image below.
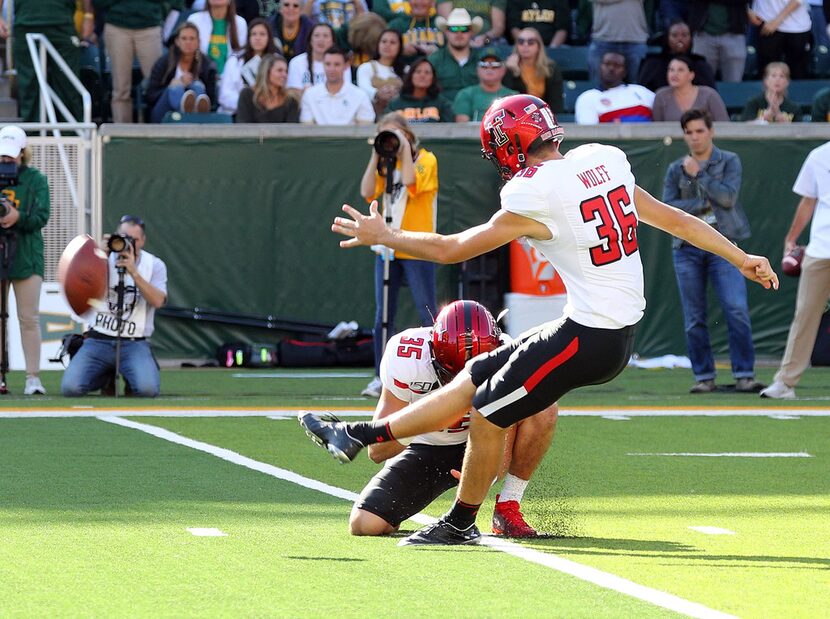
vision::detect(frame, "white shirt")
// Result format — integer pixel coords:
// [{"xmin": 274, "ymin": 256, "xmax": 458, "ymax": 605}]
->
[
  {"xmin": 218, "ymin": 54, "xmax": 261, "ymax": 114},
  {"xmin": 300, "ymin": 80, "xmax": 375, "ymax": 125},
  {"xmin": 287, "ymin": 53, "xmax": 352, "ymax": 90},
  {"xmin": 380, "ymin": 327, "xmax": 469, "ymax": 446},
  {"xmin": 500, "ymin": 143, "xmax": 645, "ymax": 329},
  {"xmin": 575, "ymin": 83, "xmax": 655, "ymax": 124},
  {"xmin": 752, "ymin": 0, "xmax": 811, "ymax": 33},
  {"xmin": 792, "ymin": 141, "xmax": 830, "ymax": 258}
]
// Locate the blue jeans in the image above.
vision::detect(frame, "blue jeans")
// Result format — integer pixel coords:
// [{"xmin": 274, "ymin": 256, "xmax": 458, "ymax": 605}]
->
[
  {"xmin": 811, "ymin": 4, "xmax": 830, "ymax": 51},
  {"xmin": 150, "ymin": 80, "xmax": 206, "ymax": 123},
  {"xmin": 61, "ymin": 337, "xmax": 160, "ymax": 397},
  {"xmin": 672, "ymin": 245, "xmax": 756, "ymax": 382},
  {"xmin": 373, "ymin": 255, "xmax": 437, "ymax": 375},
  {"xmin": 587, "ymin": 40, "xmax": 648, "ymax": 85}
]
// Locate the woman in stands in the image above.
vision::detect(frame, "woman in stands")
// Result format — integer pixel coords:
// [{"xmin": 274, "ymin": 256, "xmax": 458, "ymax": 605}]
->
[
  {"xmin": 652, "ymin": 56, "xmax": 729, "ymax": 122},
  {"xmin": 218, "ymin": 18, "xmax": 279, "ymax": 116},
  {"xmin": 286, "ymin": 23, "xmax": 351, "ymax": 93},
  {"xmin": 270, "ymin": 0, "xmax": 314, "ymax": 62},
  {"xmin": 235, "ymin": 54, "xmax": 300, "ymax": 123},
  {"xmin": 356, "ymin": 29, "xmax": 406, "ymax": 118},
  {"xmin": 384, "ymin": 57, "xmax": 453, "ymax": 122},
  {"xmin": 740, "ymin": 61, "xmax": 803, "ymax": 123},
  {"xmin": 146, "ymin": 22, "xmax": 218, "ymax": 123},
  {"xmin": 188, "ymin": 0, "xmax": 248, "ymax": 86},
  {"xmin": 502, "ymin": 27, "xmax": 564, "ymax": 113},
  {"xmin": 637, "ymin": 20, "xmax": 715, "ymax": 92}
]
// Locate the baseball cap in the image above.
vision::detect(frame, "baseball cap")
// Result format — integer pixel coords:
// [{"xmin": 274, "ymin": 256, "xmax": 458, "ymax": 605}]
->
[
  {"xmin": 0, "ymin": 126, "xmax": 27, "ymax": 158},
  {"xmin": 479, "ymin": 47, "xmax": 502, "ymax": 62}
]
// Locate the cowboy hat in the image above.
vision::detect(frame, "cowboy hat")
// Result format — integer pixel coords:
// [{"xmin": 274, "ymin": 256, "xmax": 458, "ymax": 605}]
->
[{"xmin": 436, "ymin": 8, "xmax": 483, "ymax": 35}]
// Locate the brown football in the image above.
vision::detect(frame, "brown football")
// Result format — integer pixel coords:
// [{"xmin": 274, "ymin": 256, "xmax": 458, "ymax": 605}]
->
[
  {"xmin": 781, "ymin": 245, "xmax": 805, "ymax": 277},
  {"xmin": 58, "ymin": 234, "xmax": 108, "ymax": 315}
]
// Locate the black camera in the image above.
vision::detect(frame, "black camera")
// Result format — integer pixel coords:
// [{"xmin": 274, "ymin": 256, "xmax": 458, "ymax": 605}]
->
[
  {"xmin": 0, "ymin": 161, "xmax": 19, "ymax": 218},
  {"xmin": 107, "ymin": 233, "xmax": 135, "ymax": 254},
  {"xmin": 373, "ymin": 130, "xmax": 400, "ymax": 160}
]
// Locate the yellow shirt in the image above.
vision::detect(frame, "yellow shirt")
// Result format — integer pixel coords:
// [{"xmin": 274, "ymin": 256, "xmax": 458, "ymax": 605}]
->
[{"xmin": 370, "ymin": 147, "xmax": 438, "ymax": 259}]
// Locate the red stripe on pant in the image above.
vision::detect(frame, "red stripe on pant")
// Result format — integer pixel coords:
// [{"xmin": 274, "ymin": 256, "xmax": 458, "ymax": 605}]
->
[{"xmin": 523, "ymin": 337, "xmax": 579, "ymax": 392}]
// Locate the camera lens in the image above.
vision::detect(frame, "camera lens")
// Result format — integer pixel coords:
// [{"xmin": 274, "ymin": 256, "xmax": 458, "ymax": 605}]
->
[
  {"xmin": 107, "ymin": 234, "xmax": 127, "ymax": 253},
  {"xmin": 374, "ymin": 130, "xmax": 400, "ymax": 159}
]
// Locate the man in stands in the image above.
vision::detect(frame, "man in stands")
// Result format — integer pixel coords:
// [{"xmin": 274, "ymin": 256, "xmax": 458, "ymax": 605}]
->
[
  {"xmin": 349, "ymin": 300, "xmax": 558, "ymax": 538},
  {"xmin": 575, "ymin": 52, "xmax": 654, "ymax": 124}
]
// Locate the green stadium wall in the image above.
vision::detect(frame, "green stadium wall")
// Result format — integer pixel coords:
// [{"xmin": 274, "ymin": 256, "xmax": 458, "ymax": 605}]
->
[{"xmin": 99, "ymin": 124, "xmax": 830, "ymax": 361}]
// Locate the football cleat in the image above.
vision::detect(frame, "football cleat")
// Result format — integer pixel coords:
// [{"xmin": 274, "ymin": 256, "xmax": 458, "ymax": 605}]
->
[
  {"xmin": 298, "ymin": 412, "xmax": 364, "ymax": 463},
  {"xmin": 398, "ymin": 519, "xmax": 481, "ymax": 546},
  {"xmin": 492, "ymin": 496, "xmax": 538, "ymax": 538}
]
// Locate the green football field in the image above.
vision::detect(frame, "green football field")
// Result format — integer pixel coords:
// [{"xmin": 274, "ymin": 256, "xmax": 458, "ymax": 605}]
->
[{"xmin": 0, "ymin": 368, "xmax": 828, "ymax": 618}]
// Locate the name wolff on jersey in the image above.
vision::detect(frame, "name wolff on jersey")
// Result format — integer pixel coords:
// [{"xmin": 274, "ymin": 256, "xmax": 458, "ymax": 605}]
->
[
  {"xmin": 95, "ymin": 313, "xmax": 139, "ymax": 336},
  {"xmin": 577, "ymin": 164, "xmax": 612, "ymax": 188}
]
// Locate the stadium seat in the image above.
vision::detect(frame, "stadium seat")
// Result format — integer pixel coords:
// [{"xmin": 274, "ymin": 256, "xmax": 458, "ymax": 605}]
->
[
  {"xmin": 787, "ymin": 80, "xmax": 827, "ymax": 114},
  {"xmin": 715, "ymin": 80, "xmax": 762, "ymax": 118},
  {"xmin": 562, "ymin": 79, "xmax": 595, "ymax": 113},
  {"xmin": 548, "ymin": 46, "xmax": 590, "ymax": 81},
  {"xmin": 743, "ymin": 45, "xmax": 759, "ymax": 80},
  {"xmin": 161, "ymin": 111, "xmax": 233, "ymax": 124},
  {"xmin": 811, "ymin": 45, "xmax": 830, "ymax": 79},
  {"xmin": 79, "ymin": 44, "xmax": 107, "ymax": 123}
]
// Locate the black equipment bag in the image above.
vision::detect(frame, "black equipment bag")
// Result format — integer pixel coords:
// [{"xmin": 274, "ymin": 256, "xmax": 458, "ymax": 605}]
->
[
  {"xmin": 811, "ymin": 311, "xmax": 830, "ymax": 367},
  {"xmin": 216, "ymin": 342, "xmax": 279, "ymax": 368},
  {"xmin": 279, "ymin": 337, "xmax": 373, "ymax": 368}
]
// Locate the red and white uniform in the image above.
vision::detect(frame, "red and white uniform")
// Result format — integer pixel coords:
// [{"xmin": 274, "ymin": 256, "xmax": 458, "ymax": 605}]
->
[
  {"xmin": 380, "ymin": 327, "xmax": 469, "ymax": 446},
  {"xmin": 501, "ymin": 143, "xmax": 645, "ymax": 328},
  {"xmin": 574, "ymin": 84, "xmax": 655, "ymax": 124}
]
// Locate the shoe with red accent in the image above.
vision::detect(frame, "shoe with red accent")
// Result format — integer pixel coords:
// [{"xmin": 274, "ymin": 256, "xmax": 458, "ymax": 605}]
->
[{"xmin": 492, "ymin": 495, "xmax": 537, "ymax": 538}]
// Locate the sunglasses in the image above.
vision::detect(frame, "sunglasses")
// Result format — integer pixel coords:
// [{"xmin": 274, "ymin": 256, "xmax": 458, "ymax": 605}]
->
[
  {"xmin": 478, "ymin": 60, "xmax": 503, "ymax": 68},
  {"xmin": 283, "ymin": 2, "xmax": 301, "ymax": 6},
  {"xmin": 448, "ymin": 26, "xmax": 470, "ymax": 33},
  {"xmin": 517, "ymin": 37, "xmax": 538, "ymax": 45},
  {"xmin": 119, "ymin": 214, "xmax": 145, "ymax": 229}
]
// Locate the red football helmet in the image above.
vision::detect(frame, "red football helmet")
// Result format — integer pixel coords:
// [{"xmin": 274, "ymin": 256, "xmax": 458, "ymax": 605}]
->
[
  {"xmin": 480, "ymin": 94, "xmax": 564, "ymax": 181},
  {"xmin": 430, "ymin": 300, "xmax": 501, "ymax": 384}
]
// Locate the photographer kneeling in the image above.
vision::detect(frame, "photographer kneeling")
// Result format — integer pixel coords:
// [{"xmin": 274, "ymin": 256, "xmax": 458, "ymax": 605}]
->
[{"xmin": 61, "ymin": 216, "xmax": 167, "ymax": 397}]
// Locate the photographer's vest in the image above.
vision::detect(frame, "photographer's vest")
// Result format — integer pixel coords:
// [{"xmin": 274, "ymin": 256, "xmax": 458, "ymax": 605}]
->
[{"xmin": 91, "ymin": 251, "xmax": 158, "ymax": 338}]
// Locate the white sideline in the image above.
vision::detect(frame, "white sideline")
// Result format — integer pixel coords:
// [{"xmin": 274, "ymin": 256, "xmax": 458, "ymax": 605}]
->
[
  {"xmin": 99, "ymin": 416, "xmax": 735, "ymax": 619},
  {"xmin": 628, "ymin": 452, "xmax": 812, "ymax": 458}
]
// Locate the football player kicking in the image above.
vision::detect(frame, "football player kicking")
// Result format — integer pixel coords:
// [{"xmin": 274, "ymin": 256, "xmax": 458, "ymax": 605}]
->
[
  {"xmin": 301, "ymin": 94, "xmax": 779, "ymax": 546},
  {"xmin": 349, "ymin": 300, "xmax": 558, "ymax": 539}
]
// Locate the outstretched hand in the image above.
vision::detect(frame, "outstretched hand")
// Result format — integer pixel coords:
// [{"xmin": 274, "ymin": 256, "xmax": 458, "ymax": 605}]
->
[
  {"xmin": 331, "ymin": 200, "xmax": 388, "ymax": 248},
  {"xmin": 741, "ymin": 254, "xmax": 779, "ymax": 290}
]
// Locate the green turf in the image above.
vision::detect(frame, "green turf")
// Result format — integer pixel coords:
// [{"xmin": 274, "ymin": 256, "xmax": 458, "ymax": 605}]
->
[{"xmin": 2, "ymin": 365, "xmax": 829, "ymax": 408}]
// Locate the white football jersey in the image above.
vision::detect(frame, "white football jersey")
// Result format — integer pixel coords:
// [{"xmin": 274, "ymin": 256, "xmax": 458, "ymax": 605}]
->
[
  {"xmin": 501, "ymin": 143, "xmax": 645, "ymax": 329},
  {"xmin": 380, "ymin": 327, "xmax": 469, "ymax": 446}
]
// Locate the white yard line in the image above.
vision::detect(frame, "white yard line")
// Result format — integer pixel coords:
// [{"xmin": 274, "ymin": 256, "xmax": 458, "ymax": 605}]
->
[
  {"xmin": 186, "ymin": 528, "xmax": 228, "ymax": 537},
  {"xmin": 99, "ymin": 416, "xmax": 735, "ymax": 619},
  {"xmin": 1, "ymin": 407, "xmax": 829, "ymax": 419},
  {"xmin": 689, "ymin": 527, "xmax": 736, "ymax": 536},
  {"xmin": 628, "ymin": 452, "xmax": 813, "ymax": 458}
]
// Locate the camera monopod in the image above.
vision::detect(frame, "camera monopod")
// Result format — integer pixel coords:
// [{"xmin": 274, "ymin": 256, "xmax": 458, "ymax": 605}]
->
[
  {"xmin": 0, "ymin": 231, "xmax": 18, "ymax": 395},
  {"xmin": 112, "ymin": 260, "xmax": 127, "ymax": 398},
  {"xmin": 380, "ymin": 155, "xmax": 395, "ymax": 355}
]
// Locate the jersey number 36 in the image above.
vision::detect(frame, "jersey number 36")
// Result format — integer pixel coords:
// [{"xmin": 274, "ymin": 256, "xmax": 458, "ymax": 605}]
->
[{"xmin": 579, "ymin": 185, "xmax": 638, "ymax": 266}]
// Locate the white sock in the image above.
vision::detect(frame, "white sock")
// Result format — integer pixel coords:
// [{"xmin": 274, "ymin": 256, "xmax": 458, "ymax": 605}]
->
[{"xmin": 497, "ymin": 474, "xmax": 529, "ymax": 504}]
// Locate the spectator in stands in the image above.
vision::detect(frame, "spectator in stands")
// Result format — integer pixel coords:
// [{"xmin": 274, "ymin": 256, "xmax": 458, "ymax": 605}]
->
[
  {"xmin": 503, "ymin": 27, "xmax": 564, "ymax": 113},
  {"xmin": 575, "ymin": 51, "xmax": 654, "ymax": 123},
  {"xmin": 748, "ymin": 0, "xmax": 812, "ymax": 79},
  {"xmin": 61, "ymin": 215, "xmax": 167, "ymax": 398},
  {"xmin": 236, "ymin": 54, "xmax": 300, "ymax": 122},
  {"xmin": 507, "ymin": 0, "xmax": 570, "ymax": 47},
  {"xmin": 389, "ymin": 0, "xmax": 445, "ymax": 58},
  {"xmin": 270, "ymin": 0, "xmax": 313, "ymax": 62},
  {"xmin": 91, "ymin": 0, "xmax": 166, "ymax": 123},
  {"xmin": 146, "ymin": 22, "xmax": 218, "ymax": 123},
  {"xmin": 357, "ymin": 29, "xmax": 406, "ymax": 118},
  {"xmin": 689, "ymin": 1, "xmax": 749, "ymax": 83},
  {"xmin": 453, "ymin": 48, "xmax": 516, "ymax": 121},
  {"xmin": 437, "ymin": 0, "xmax": 507, "ymax": 47},
  {"xmin": 304, "ymin": 0, "xmax": 367, "ymax": 29},
  {"xmin": 652, "ymin": 56, "xmax": 729, "ymax": 121},
  {"xmin": 663, "ymin": 108, "xmax": 762, "ymax": 394},
  {"xmin": 0, "ymin": 1, "xmax": 88, "ymax": 122},
  {"xmin": 428, "ymin": 9, "xmax": 484, "ymax": 102},
  {"xmin": 808, "ymin": 0, "xmax": 830, "ymax": 50},
  {"xmin": 658, "ymin": 0, "xmax": 689, "ymax": 30},
  {"xmin": 189, "ymin": 0, "xmax": 248, "ymax": 85},
  {"xmin": 810, "ymin": 86, "xmax": 830, "ymax": 121},
  {"xmin": 234, "ymin": 0, "xmax": 276, "ymax": 23},
  {"xmin": 586, "ymin": 0, "xmax": 649, "ymax": 84},
  {"xmin": 300, "ymin": 47, "xmax": 375, "ymax": 124},
  {"xmin": 287, "ymin": 23, "xmax": 350, "ymax": 92},
  {"xmin": 760, "ymin": 140, "xmax": 830, "ymax": 399},
  {"xmin": 638, "ymin": 20, "xmax": 716, "ymax": 92},
  {"xmin": 218, "ymin": 17, "xmax": 278, "ymax": 115},
  {"xmin": 0, "ymin": 126, "xmax": 49, "ymax": 395},
  {"xmin": 385, "ymin": 56, "xmax": 454, "ymax": 121},
  {"xmin": 373, "ymin": 0, "xmax": 411, "ymax": 23},
  {"xmin": 740, "ymin": 61, "xmax": 803, "ymax": 122},
  {"xmin": 346, "ymin": 12, "xmax": 388, "ymax": 69},
  {"xmin": 359, "ymin": 112, "xmax": 438, "ymax": 398}
]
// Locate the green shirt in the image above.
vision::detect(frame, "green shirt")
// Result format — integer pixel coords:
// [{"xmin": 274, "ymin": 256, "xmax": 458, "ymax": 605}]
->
[
  {"xmin": 13, "ymin": 0, "xmax": 75, "ymax": 26},
  {"xmin": 388, "ymin": 14, "xmax": 444, "ymax": 53},
  {"xmin": 453, "ymin": 84, "xmax": 517, "ymax": 121},
  {"xmin": 428, "ymin": 47, "xmax": 482, "ymax": 103},
  {"xmin": 703, "ymin": 5, "xmax": 730, "ymax": 37},
  {"xmin": 385, "ymin": 93, "xmax": 454, "ymax": 122},
  {"xmin": 208, "ymin": 18, "xmax": 229, "ymax": 75},
  {"xmin": 811, "ymin": 88, "xmax": 830, "ymax": 122},
  {"xmin": 438, "ymin": 0, "xmax": 506, "ymax": 36},
  {"xmin": 507, "ymin": 0, "xmax": 569, "ymax": 45},
  {"xmin": 93, "ymin": 0, "xmax": 179, "ymax": 30},
  {"xmin": 740, "ymin": 92, "xmax": 803, "ymax": 123},
  {"xmin": 2, "ymin": 166, "xmax": 50, "ymax": 280}
]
